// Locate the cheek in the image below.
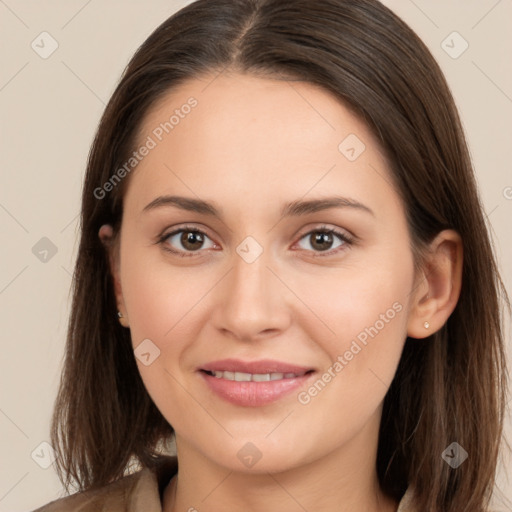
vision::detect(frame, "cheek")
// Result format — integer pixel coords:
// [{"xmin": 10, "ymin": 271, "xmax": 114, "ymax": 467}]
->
[
  {"xmin": 119, "ymin": 243, "xmax": 220, "ymax": 391},
  {"xmin": 119, "ymin": 248, "xmax": 209, "ymax": 425},
  {"xmin": 121, "ymin": 253, "xmax": 205, "ymax": 347},
  {"xmin": 295, "ymin": 257, "xmax": 413, "ymax": 418},
  {"xmin": 290, "ymin": 247, "xmax": 412, "ymax": 346},
  {"xmin": 330, "ymin": 271, "xmax": 410, "ymax": 355},
  {"xmin": 294, "ymin": 241, "xmax": 411, "ymax": 360},
  {"xmin": 289, "ymin": 301, "xmax": 409, "ymax": 453}
]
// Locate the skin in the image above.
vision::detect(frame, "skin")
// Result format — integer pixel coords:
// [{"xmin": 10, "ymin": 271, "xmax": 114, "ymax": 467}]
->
[{"xmin": 99, "ymin": 71, "xmax": 463, "ymax": 512}]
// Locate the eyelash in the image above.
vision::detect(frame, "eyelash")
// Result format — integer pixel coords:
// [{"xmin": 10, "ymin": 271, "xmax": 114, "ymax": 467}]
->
[{"xmin": 156, "ymin": 224, "xmax": 355, "ymax": 259}]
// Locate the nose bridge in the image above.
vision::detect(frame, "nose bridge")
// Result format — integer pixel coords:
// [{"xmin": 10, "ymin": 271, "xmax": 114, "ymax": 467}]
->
[
  {"xmin": 230, "ymin": 241, "xmax": 275, "ymax": 312},
  {"xmin": 229, "ymin": 233, "xmax": 273, "ymax": 297},
  {"xmin": 214, "ymin": 237, "xmax": 289, "ymax": 340}
]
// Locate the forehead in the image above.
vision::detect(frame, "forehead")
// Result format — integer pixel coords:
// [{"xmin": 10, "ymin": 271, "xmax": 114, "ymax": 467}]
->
[
  {"xmin": 138, "ymin": 71, "xmax": 371, "ymax": 156},
  {"xmin": 124, "ymin": 71, "xmax": 398, "ymax": 219}
]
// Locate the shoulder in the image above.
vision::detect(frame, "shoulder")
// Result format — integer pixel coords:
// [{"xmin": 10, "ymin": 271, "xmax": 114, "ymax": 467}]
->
[
  {"xmin": 32, "ymin": 456, "xmax": 178, "ymax": 512},
  {"xmin": 31, "ymin": 469, "xmax": 153, "ymax": 511},
  {"xmin": 397, "ymin": 486, "xmax": 416, "ymax": 512}
]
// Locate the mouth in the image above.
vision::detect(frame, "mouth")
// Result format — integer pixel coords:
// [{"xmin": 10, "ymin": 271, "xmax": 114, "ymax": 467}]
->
[
  {"xmin": 201, "ymin": 369, "xmax": 312, "ymax": 381},
  {"xmin": 198, "ymin": 359, "xmax": 316, "ymax": 407}
]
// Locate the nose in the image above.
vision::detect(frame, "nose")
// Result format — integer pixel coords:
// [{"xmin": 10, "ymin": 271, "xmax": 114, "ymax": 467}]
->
[{"xmin": 212, "ymin": 245, "xmax": 292, "ymax": 343}]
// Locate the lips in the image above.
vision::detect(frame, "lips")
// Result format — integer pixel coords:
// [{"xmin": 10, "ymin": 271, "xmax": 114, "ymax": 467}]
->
[{"xmin": 198, "ymin": 358, "xmax": 315, "ymax": 407}]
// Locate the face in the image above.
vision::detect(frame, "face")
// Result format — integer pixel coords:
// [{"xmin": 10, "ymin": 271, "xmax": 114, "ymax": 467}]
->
[{"xmin": 107, "ymin": 71, "xmax": 419, "ymax": 474}]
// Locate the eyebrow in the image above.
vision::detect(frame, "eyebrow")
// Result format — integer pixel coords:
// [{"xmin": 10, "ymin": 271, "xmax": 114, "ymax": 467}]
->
[{"xmin": 142, "ymin": 195, "xmax": 374, "ymax": 218}]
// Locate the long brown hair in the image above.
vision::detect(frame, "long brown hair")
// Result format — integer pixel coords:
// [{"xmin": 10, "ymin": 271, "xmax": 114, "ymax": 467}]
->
[{"xmin": 50, "ymin": 1, "xmax": 510, "ymax": 510}]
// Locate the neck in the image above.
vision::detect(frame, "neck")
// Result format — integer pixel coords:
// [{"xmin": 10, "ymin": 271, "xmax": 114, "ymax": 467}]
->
[{"xmin": 163, "ymin": 413, "xmax": 398, "ymax": 512}]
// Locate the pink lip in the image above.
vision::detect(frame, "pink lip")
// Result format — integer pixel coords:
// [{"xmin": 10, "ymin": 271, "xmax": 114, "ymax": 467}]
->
[{"xmin": 198, "ymin": 358, "xmax": 315, "ymax": 407}]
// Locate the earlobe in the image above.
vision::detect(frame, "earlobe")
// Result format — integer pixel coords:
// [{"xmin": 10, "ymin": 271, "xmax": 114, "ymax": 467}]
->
[
  {"xmin": 98, "ymin": 224, "xmax": 118, "ymax": 278},
  {"xmin": 98, "ymin": 224, "xmax": 130, "ymax": 328},
  {"xmin": 407, "ymin": 230, "xmax": 463, "ymax": 339},
  {"xmin": 98, "ymin": 223, "xmax": 114, "ymax": 245}
]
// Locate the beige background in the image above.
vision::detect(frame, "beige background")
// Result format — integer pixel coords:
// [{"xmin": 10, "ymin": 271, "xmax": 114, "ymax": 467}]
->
[{"xmin": 0, "ymin": 1, "xmax": 511, "ymax": 510}]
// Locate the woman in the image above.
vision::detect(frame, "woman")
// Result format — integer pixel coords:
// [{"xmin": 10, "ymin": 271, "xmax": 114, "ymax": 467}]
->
[{"xmin": 34, "ymin": 0, "xmax": 510, "ymax": 511}]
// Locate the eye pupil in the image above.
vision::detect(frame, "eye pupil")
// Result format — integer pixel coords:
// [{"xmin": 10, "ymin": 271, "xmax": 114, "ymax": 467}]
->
[
  {"xmin": 182, "ymin": 231, "xmax": 204, "ymax": 251},
  {"xmin": 311, "ymin": 232, "xmax": 333, "ymax": 251}
]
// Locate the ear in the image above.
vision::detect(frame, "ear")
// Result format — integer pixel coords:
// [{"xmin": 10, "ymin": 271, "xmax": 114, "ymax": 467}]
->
[
  {"xmin": 98, "ymin": 224, "xmax": 129, "ymax": 328},
  {"xmin": 407, "ymin": 229, "xmax": 463, "ymax": 339}
]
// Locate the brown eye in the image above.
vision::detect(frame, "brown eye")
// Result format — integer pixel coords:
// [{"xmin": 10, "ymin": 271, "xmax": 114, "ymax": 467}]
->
[
  {"xmin": 296, "ymin": 227, "xmax": 353, "ymax": 256},
  {"xmin": 309, "ymin": 231, "xmax": 335, "ymax": 251},
  {"xmin": 159, "ymin": 227, "xmax": 215, "ymax": 256},
  {"xmin": 180, "ymin": 231, "xmax": 205, "ymax": 251}
]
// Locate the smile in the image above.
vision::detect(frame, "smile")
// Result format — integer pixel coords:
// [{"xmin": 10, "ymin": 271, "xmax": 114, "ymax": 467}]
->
[
  {"xmin": 198, "ymin": 359, "xmax": 316, "ymax": 407},
  {"xmin": 206, "ymin": 370, "xmax": 308, "ymax": 381}
]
